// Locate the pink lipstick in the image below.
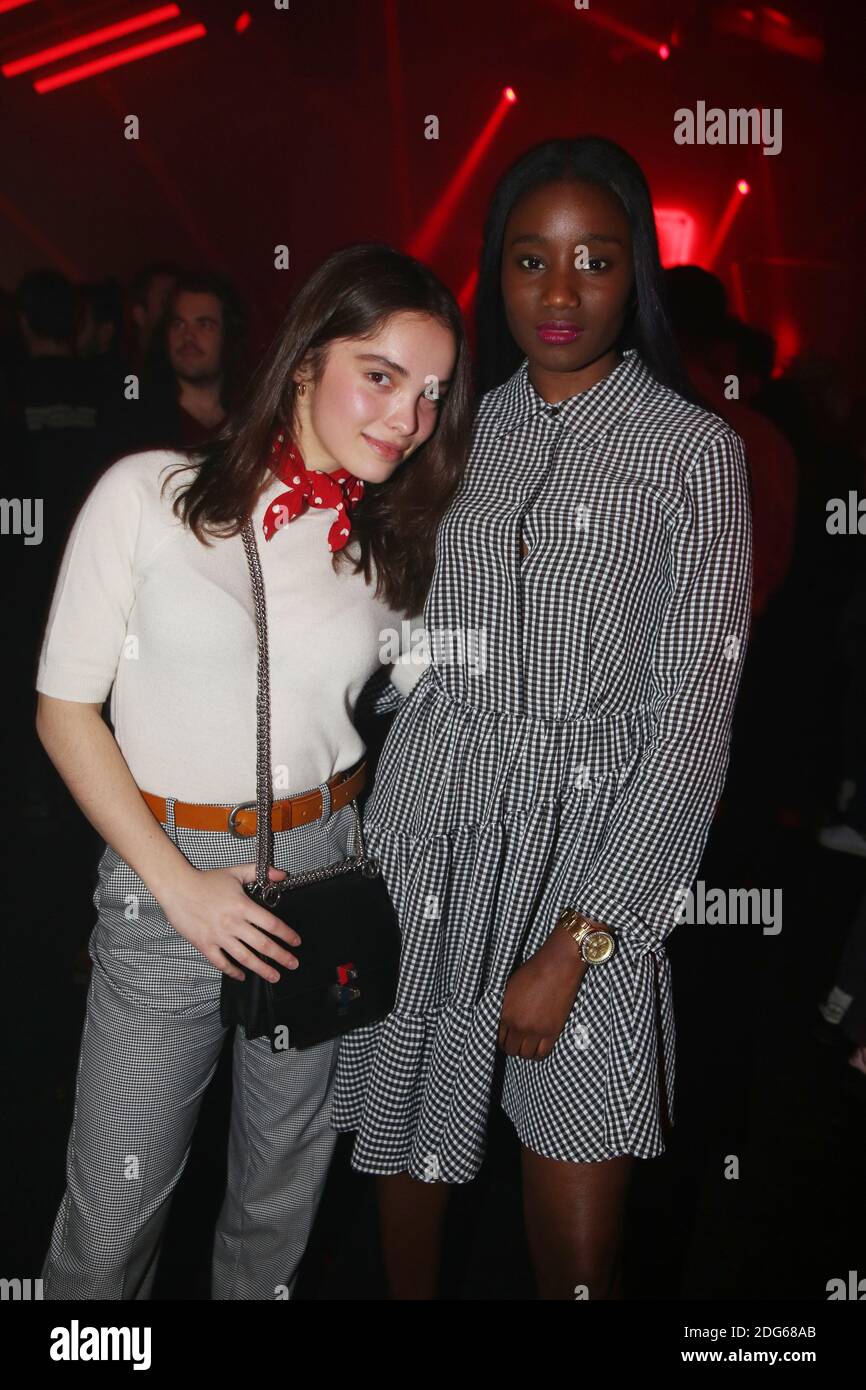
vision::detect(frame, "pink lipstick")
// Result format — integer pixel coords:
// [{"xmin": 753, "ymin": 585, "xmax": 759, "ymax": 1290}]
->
[{"xmin": 536, "ymin": 321, "xmax": 583, "ymax": 345}]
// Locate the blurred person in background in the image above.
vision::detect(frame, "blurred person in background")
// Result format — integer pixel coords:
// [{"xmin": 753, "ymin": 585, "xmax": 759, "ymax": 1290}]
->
[
  {"xmin": 665, "ymin": 266, "xmax": 798, "ymax": 871},
  {"xmin": 814, "ymin": 577, "xmax": 866, "ymax": 1081},
  {"xmin": 12, "ymin": 270, "xmax": 105, "ymax": 568},
  {"xmin": 76, "ymin": 278, "xmax": 124, "ymax": 363},
  {"xmin": 76, "ymin": 279, "xmax": 135, "ymax": 469},
  {"xmin": 128, "ymin": 261, "xmax": 179, "ymax": 369},
  {"xmin": 5, "ymin": 270, "xmax": 106, "ymax": 820},
  {"xmin": 106, "ymin": 270, "xmax": 246, "ymax": 456},
  {"xmin": 665, "ymin": 266, "xmax": 797, "ymax": 622}
]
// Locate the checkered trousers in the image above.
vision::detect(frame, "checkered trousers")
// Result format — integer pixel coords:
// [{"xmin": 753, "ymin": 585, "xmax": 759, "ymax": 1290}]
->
[{"xmin": 41, "ymin": 787, "xmax": 358, "ymax": 1300}]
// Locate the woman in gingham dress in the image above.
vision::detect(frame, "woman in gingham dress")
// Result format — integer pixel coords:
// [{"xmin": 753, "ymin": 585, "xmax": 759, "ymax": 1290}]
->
[
  {"xmin": 331, "ymin": 139, "xmax": 753, "ymax": 1299},
  {"xmin": 34, "ymin": 245, "xmax": 472, "ymax": 1299}
]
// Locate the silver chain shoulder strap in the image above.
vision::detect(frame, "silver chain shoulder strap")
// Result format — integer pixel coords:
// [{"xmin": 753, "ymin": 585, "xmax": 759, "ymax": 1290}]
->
[{"xmin": 239, "ymin": 519, "xmax": 369, "ymax": 903}]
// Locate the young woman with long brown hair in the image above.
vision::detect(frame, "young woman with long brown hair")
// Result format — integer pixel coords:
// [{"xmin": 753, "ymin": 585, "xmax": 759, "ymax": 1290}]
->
[{"xmin": 35, "ymin": 243, "xmax": 473, "ymax": 1299}]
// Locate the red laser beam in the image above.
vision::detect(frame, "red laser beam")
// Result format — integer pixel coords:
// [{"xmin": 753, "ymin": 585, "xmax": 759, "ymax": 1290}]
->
[
  {"xmin": 34, "ymin": 23, "xmax": 206, "ymax": 93},
  {"xmin": 585, "ymin": 10, "xmax": 669, "ymax": 57},
  {"xmin": 0, "ymin": 190, "xmax": 82, "ymax": 277},
  {"xmin": 3, "ymin": 5, "xmax": 180, "ymax": 77},
  {"xmin": 729, "ymin": 260, "xmax": 747, "ymax": 319},
  {"xmin": 457, "ymin": 266, "xmax": 479, "ymax": 315},
  {"xmin": 0, "ymin": 0, "xmax": 36, "ymax": 14},
  {"xmin": 409, "ymin": 89, "xmax": 516, "ymax": 261},
  {"xmin": 706, "ymin": 181, "xmax": 750, "ymax": 268},
  {"xmin": 654, "ymin": 208, "xmax": 697, "ymax": 265}
]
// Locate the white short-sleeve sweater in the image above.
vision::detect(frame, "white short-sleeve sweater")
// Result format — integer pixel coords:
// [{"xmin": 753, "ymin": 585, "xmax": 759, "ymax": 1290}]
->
[{"xmin": 35, "ymin": 449, "xmax": 427, "ymax": 802}]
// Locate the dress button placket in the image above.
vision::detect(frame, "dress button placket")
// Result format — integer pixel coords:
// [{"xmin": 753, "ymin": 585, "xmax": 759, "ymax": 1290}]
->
[{"xmin": 520, "ymin": 406, "xmax": 562, "ymax": 561}]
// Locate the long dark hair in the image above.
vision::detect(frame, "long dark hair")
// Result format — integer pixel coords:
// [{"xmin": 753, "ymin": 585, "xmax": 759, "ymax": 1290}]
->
[
  {"xmin": 475, "ymin": 135, "xmax": 690, "ymax": 397},
  {"xmin": 161, "ymin": 244, "xmax": 473, "ymax": 615}
]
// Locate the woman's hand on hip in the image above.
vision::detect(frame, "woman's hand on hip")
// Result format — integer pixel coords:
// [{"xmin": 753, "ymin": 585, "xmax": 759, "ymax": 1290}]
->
[
  {"xmin": 157, "ymin": 862, "xmax": 301, "ymax": 982},
  {"xmin": 497, "ymin": 927, "xmax": 587, "ymax": 1059}
]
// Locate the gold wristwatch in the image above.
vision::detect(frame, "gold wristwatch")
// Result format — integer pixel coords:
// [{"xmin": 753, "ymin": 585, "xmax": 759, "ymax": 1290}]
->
[{"xmin": 556, "ymin": 908, "xmax": 615, "ymax": 964}]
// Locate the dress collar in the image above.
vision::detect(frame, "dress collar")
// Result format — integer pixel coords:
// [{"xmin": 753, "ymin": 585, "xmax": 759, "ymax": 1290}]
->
[{"xmin": 489, "ymin": 347, "xmax": 657, "ymax": 443}]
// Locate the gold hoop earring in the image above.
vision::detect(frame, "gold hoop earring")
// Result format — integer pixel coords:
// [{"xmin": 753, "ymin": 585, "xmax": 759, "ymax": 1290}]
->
[{"xmin": 296, "ymin": 382, "xmax": 307, "ymax": 396}]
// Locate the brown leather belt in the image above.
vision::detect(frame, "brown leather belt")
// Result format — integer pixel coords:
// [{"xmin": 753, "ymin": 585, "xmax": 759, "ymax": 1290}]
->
[{"xmin": 139, "ymin": 757, "xmax": 366, "ymax": 837}]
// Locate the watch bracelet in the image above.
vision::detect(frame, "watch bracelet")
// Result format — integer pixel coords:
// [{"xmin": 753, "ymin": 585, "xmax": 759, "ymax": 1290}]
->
[{"xmin": 556, "ymin": 907, "xmax": 615, "ymax": 962}]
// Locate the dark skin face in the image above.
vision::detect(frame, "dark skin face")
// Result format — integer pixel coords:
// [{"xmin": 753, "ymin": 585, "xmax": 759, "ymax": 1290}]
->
[{"xmin": 500, "ymin": 179, "xmax": 636, "ymax": 403}]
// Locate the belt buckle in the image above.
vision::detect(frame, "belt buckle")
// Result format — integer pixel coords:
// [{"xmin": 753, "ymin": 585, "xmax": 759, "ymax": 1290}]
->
[{"xmin": 228, "ymin": 800, "xmax": 257, "ymax": 836}]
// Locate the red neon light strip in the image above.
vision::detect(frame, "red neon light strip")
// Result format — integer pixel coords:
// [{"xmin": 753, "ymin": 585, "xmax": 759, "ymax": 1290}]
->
[
  {"xmin": 654, "ymin": 208, "xmax": 697, "ymax": 266},
  {"xmin": 34, "ymin": 23, "xmax": 206, "ymax": 93},
  {"xmin": 706, "ymin": 188, "xmax": 744, "ymax": 269},
  {"xmin": 457, "ymin": 266, "xmax": 479, "ymax": 315},
  {"xmin": 0, "ymin": 0, "xmax": 36, "ymax": 15},
  {"xmin": 585, "ymin": 11, "xmax": 661, "ymax": 56},
  {"xmin": 3, "ymin": 5, "xmax": 180, "ymax": 77},
  {"xmin": 410, "ymin": 93, "xmax": 514, "ymax": 261}
]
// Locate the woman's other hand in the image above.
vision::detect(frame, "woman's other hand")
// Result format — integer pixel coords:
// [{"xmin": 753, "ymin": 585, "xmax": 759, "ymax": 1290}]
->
[{"xmin": 497, "ymin": 925, "xmax": 588, "ymax": 1059}]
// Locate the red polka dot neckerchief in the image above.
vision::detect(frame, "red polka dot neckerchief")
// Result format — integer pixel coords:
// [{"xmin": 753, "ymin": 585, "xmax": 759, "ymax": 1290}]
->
[{"xmin": 261, "ymin": 430, "xmax": 365, "ymax": 552}]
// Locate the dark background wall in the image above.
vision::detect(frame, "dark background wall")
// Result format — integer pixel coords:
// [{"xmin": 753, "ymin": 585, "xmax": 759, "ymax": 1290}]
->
[{"xmin": 1, "ymin": 0, "xmax": 862, "ymax": 369}]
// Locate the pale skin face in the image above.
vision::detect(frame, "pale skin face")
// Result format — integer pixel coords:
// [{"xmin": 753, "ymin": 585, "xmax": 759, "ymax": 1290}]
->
[
  {"xmin": 290, "ymin": 311, "xmax": 456, "ymax": 479},
  {"xmin": 168, "ymin": 290, "xmax": 225, "ymax": 384}
]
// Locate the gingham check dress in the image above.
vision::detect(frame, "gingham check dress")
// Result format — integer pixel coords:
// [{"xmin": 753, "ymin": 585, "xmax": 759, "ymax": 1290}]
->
[{"xmin": 331, "ymin": 348, "xmax": 753, "ymax": 1181}]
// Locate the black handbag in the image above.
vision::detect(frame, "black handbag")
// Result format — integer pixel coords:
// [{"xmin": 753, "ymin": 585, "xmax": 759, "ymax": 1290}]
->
[{"xmin": 218, "ymin": 519, "xmax": 401, "ymax": 1051}]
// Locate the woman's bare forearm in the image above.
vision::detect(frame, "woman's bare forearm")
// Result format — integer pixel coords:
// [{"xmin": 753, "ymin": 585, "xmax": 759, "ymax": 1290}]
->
[{"xmin": 36, "ymin": 695, "xmax": 196, "ymax": 904}]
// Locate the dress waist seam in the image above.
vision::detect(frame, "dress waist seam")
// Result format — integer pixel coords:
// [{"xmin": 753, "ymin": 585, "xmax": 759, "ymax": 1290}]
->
[{"xmin": 423, "ymin": 680, "xmax": 654, "ymax": 732}]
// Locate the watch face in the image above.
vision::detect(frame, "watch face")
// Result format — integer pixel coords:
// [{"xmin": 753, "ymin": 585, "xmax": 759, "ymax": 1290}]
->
[{"xmin": 583, "ymin": 931, "xmax": 614, "ymax": 963}]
